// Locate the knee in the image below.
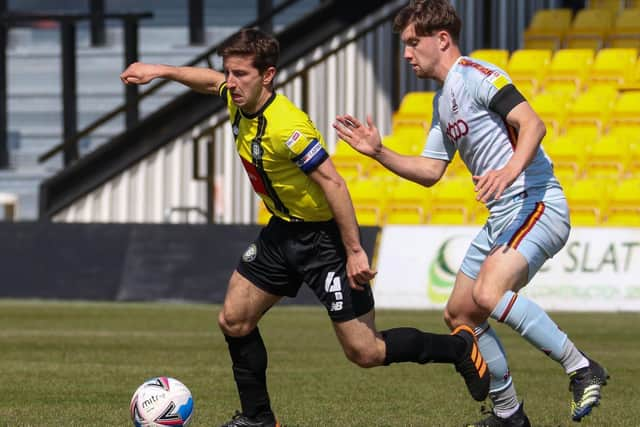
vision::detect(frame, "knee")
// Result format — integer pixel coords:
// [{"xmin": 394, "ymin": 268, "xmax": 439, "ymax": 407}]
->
[
  {"xmin": 443, "ymin": 307, "xmax": 457, "ymax": 330},
  {"xmin": 343, "ymin": 345, "xmax": 384, "ymax": 368},
  {"xmin": 217, "ymin": 309, "xmax": 254, "ymax": 337},
  {"xmin": 471, "ymin": 278, "xmax": 498, "ymax": 313}
]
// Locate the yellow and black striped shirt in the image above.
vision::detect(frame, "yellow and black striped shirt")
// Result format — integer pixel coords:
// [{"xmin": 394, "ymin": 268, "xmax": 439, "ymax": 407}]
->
[{"xmin": 220, "ymin": 82, "xmax": 332, "ymax": 222}]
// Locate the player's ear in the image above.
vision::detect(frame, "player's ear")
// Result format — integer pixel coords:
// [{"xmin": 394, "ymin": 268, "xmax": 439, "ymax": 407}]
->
[
  {"xmin": 437, "ymin": 30, "xmax": 451, "ymax": 50},
  {"xmin": 263, "ymin": 66, "xmax": 276, "ymax": 86}
]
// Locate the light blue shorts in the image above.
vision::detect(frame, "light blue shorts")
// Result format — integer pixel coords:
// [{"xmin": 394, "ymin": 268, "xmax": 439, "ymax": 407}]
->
[{"xmin": 460, "ymin": 190, "xmax": 571, "ymax": 283}]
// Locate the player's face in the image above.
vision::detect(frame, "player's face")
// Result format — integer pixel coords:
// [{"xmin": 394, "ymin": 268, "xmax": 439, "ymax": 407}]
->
[
  {"xmin": 223, "ymin": 55, "xmax": 274, "ymax": 113},
  {"xmin": 400, "ymin": 24, "xmax": 440, "ymax": 79}
]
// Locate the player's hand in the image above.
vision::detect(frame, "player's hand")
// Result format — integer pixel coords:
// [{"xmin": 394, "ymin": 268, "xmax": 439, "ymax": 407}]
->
[
  {"xmin": 472, "ymin": 165, "xmax": 519, "ymax": 203},
  {"xmin": 333, "ymin": 114, "xmax": 382, "ymax": 158},
  {"xmin": 120, "ymin": 62, "xmax": 159, "ymax": 85},
  {"xmin": 346, "ymin": 250, "xmax": 377, "ymax": 291}
]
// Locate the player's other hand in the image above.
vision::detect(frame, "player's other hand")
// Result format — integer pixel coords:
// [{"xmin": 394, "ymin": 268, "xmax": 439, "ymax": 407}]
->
[
  {"xmin": 472, "ymin": 164, "xmax": 519, "ymax": 203},
  {"xmin": 333, "ymin": 114, "xmax": 382, "ymax": 158},
  {"xmin": 120, "ymin": 62, "xmax": 159, "ymax": 85},
  {"xmin": 346, "ymin": 250, "xmax": 377, "ymax": 291}
]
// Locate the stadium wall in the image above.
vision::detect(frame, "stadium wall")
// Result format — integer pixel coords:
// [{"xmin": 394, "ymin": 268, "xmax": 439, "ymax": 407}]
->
[
  {"xmin": 0, "ymin": 222, "xmax": 379, "ymax": 303},
  {"xmin": 374, "ymin": 225, "xmax": 640, "ymax": 312}
]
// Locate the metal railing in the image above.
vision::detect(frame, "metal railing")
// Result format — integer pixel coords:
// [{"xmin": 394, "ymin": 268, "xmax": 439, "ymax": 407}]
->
[{"xmin": 36, "ymin": 0, "xmax": 309, "ymax": 165}]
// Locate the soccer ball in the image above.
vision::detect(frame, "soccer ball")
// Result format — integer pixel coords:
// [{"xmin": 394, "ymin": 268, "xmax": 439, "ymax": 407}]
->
[{"xmin": 130, "ymin": 377, "xmax": 194, "ymax": 427}]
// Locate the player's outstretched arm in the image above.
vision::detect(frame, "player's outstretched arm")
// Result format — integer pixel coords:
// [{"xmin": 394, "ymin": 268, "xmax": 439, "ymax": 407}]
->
[
  {"xmin": 120, "ymin": 62, "xmax": 225, "ymax": 95},
  {"xmin": 334, "ymin": 113, "xmax": 448, "ymax": 188}
]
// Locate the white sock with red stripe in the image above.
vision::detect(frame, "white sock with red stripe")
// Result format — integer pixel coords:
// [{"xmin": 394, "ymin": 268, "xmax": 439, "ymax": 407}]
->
[{"xmin": 490, "ymin": 290, "xmax": 568, "ymax": 361}]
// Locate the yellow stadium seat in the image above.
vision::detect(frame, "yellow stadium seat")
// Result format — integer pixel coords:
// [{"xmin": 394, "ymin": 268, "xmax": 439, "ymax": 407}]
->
[
  {"xmin": 392, "ymin": 91, "xmax": 436, "ymax": 129},
  {"xmin": 565, "ymin": 177, "xmax": 610, "ymax": 225},
  {"xmin": 587, "ymin": 48, "xmax": 638, "ymax": 89},
  {"xmin": 507, "ymin": 49, "xmax": 553, "ymax": 98},
  {"xmin": 383, "ymin": 180, "xmax": 433, "ymax": 224},
  {"xmin": 543, "ymin": 49, "xmax": 596, "ymax": 94},
  {"xmin": 386, "ymin": 127, "xmax": 426, "ymax": 155},
  {"xmin": 348, "ymin": 179, "xmax": 388, "ymax": 226},
  {"xmin": 425, "ymin": 177, "xmax": 477, "ymax": 225},
  {"xmin": 529, "ymin": 91, "xmax": 572, "ymax": 136},
  {"xmin": 544, "ymin": 135, "xmax": 587, "ymax": 179},
  {"xmin": 584, "ymin": 134, "xmax": 629, "ymax": 178},
  {"xmin": 603, "ymin": 177, "xmax": 640, "ymax": 225},
  {"xmin": 470, "ymin": 49, "xmax": 510, "ymax": 70},
  {"xmin": 565, "ymin": 8, "xmax": 616, "ymax": 50},
  {"xmin": 564, "ymin": 86, "xmax": 618, "ymax": 136},
  {"xmin": 607, "ymin": 8, "xmax": 640, "ymax": 48},
  {"xmin": 332, "ymin": 159, "xmax": 364, "ymax": 181},
  {"xmin": 446, "ymin": 153, "xmax": 467, "ymax": 177},
  {"xmin": 524, "ymin": 8, "xmax": 574, "ymax": 50},
  {"xmin": 607, "ymin": 90, "xmax": 640, "ymax": 130}
]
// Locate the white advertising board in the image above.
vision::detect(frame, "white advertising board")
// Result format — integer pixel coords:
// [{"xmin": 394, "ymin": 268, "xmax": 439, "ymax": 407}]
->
[{"xmin": 373, "ymin": 225, "xmax": 640, "ymax": 312}]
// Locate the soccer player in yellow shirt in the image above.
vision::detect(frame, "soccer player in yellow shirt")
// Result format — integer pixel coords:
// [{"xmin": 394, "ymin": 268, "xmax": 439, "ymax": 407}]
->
[{"xmin": 121, "ymin": 27, "xmax": 489, "ymax": 427}]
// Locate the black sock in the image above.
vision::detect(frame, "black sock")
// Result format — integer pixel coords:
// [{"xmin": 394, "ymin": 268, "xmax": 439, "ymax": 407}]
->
[
  {"xmin": 381, "ymin": 327, "xmax": 466, "ymax": 365},
  {"xmin": 224, "ymin": 327, "xmax": 272, "ymax": 418}
]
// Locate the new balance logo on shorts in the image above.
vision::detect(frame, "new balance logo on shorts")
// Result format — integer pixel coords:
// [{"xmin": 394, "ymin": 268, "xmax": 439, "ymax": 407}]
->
[{"xmin": 325, "ymin": 272, "xmax": 343, "ymax": 312}]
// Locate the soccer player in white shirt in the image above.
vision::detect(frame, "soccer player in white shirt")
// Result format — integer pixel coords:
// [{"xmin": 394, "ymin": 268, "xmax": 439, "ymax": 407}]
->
[{"xmin": 334, "ymin": 1, "xmax": 608, "ymax": 425}]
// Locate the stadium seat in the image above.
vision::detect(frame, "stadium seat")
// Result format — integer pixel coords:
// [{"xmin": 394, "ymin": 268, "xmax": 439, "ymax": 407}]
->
[
  {"xmin": 543, "ymin": 49, "xmax": 596, "ymax": 95},
  {"xmin": 347, "ymin": 179, "xmax": 388, "ymax": 226},
  {"xmin": 383, "ymin": 180, "xmax": 433, "ymax": 224},
  {"xmin": 607, "ymin": 90, "xmax": 640, "ymax": 130},
  {"xmin": 583, "ymin": 134, "xmax": 629, "ymax": 178},
  {"xmin": 607, "ymin": 8, "xmax": 640, "ymax": 48},
  {"xmin": 603, "ymin": 177, "xmax": 640, "ymax": 225},
  {"xmin": 564, "ymin": 176, "xmax": 610, "ymax": 225},
  {"xmin": 507, "ymin": 49, "xmax": 553, "ymax": 98},
  {"xmin": 565, "ymin": 8, "xmax": 616, "ymax": 50},
  {"xmin": 332, "ymin": 159, "xmax": 364, "ymax": 181},
  {"xmin": 387, "ymin": 126, "xmax": 427, "ymax": 155},
  {"xmin": 544, "ymin": 135, "xmax": 587, "ymax": 179},
  {"xmin": 587, "ymin": 48, "xmax": 638, "ymax": 89},
  {"xmin": 425, "ymin": 176, "xmax": 477, "ymax": 224},
  {"xmin": 529, "ymin": 91, "xmax": 572, "ymax": 136},
  {"xmin": 470, "ymin": 49, "xmax": 510, "ymax": 70},
  {"xmin": 392, "ymin": 91, "xmax": 436, "ymax": 130},
  {"xmin": 564, "ymin": 86, "xmax": 618, "ymax": 136},
  {"xmin": 524, "ymin": 8, "xmax": 574, "ymax": 50}
]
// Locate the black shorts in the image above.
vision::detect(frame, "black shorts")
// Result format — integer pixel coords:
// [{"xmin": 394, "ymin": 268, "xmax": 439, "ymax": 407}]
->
[{"xmin": 236, "ymin": 216, "xmax": 374, "ymax": 322}]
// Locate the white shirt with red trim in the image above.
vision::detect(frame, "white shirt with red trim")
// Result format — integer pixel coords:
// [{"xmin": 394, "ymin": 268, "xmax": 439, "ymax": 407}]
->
[{"xmin": 422, "ymin": 56, "xmax": 562, "ymax": 213}]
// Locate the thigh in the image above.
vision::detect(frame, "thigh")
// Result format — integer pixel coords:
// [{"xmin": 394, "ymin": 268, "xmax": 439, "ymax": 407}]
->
[{"xmin": 220, "ymin": 270, "xmax": 283, "ymax": 336}]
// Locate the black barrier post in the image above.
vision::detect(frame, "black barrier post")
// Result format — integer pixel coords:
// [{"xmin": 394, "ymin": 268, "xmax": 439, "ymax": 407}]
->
[
  {"xmin": 89, "ymin": 0, "xmax": 106, "ymax": 47},
  {"xmin": 61, "ymin": 18, "xmax": 79, "ymax": 164},
  {"xmin": 0, "ymin": 0, "xmax": 8, "ymax": 169},
  {"xmin": 124, "ymin": 15, "xmax": 139, "ymax": 128},
  {"xmin": 257, "ymin": 0, "xmax": 273, "ymax": 34},
  {"xmin": 188, "ymin": 0, "xmax": 204, "ymax": 45}
]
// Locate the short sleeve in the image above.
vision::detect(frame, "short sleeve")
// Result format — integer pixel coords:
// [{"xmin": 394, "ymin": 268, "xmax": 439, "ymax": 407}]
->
[{"xmin": 421, "ymin": 92, "xmax": 456, "ymax": 161}]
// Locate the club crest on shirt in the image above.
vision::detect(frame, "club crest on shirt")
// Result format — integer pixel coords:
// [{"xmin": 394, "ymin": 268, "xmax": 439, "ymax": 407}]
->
[
  {"xmin": 242, "ymin": 244, "xmax": 257, "ymax": 262},
  {"xmin": 450, "ymin": 89, "xmax": 459, "ymax": 114}
]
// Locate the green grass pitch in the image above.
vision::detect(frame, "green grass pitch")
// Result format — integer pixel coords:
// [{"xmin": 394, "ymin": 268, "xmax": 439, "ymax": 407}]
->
[{"xmin": 0, "ymin": 300, "xmax": 638, "ymax": 426}]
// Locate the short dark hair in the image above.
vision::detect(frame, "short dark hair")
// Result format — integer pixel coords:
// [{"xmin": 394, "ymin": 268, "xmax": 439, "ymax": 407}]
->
[
  {"xmin": 217, "ymin": 28, "xmax": 280, "ymax": 73},
  {"xmin": 393, "ymin": 0, "xmax": 461, "ymax": 42}
]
